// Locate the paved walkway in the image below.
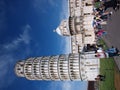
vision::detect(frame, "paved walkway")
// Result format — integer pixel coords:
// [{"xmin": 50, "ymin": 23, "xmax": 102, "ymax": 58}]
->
[
  {"xmin": 102, "ymin": 8, "xmax": 120, "ymax": 90},
  {"xmin": 103, "ymin": 8, "xmax": 120, "ymax": 69},
  {"xmin": 114, "ymin": 63, "xmax": 120, "ymax": 90},
  {"xmin": 114, "ymin": 56, "xmax": 120, "ymax": 71}
]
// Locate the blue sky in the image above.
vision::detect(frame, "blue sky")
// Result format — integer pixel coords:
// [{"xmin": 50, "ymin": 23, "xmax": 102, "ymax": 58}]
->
[{"xmin": 0, "ymin": 0, "xmax": 88, "ymax": 90}]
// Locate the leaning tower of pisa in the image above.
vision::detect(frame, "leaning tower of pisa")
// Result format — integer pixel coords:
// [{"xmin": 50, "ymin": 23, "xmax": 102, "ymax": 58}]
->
[{"xmin": 15, "ymin": 52, "xmax": 100, "ymax": 81}]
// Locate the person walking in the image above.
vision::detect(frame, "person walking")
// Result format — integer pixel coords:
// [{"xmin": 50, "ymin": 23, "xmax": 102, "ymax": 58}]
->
[{"xmin": 103, "ymin": 0, "xmax": 120, "ymax": 11}]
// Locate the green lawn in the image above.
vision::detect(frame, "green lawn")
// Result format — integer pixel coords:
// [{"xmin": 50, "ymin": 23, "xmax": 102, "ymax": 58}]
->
[
  {"xmin": 98, "ymin": 39, "xmax": 108, "ymax": 50},
  {"xmin": 97, "ymin": 39, "xmax": 116, "ymax": 89},
  {"xmin": 99, "ymin": 58, "xmax": 115, "ymax": 90}
]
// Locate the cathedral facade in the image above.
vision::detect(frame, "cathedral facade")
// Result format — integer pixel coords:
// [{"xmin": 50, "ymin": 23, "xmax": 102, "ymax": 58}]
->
[{"xmin": 55, "ymin": 0, "xmax": 96, "ymax": 53}]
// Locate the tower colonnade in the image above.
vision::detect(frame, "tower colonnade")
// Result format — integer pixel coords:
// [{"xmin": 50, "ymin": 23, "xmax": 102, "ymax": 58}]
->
[{"xmin": 15, "ymin": 53, "xmax": 100, "ymax": 81}]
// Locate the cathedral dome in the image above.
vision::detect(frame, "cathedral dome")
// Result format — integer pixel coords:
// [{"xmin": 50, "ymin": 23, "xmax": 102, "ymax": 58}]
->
[
  {"xmin": 54, "ymin": 27, "xmax": 62, "ymax": 36},
  {"xmin": 54, "ymin": 20, "xmax": 70, "ymax": 36}
]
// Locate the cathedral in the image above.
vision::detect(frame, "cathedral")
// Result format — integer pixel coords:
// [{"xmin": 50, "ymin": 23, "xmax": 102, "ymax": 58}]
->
[{"xmin": 15, "ymin": 0, "xmax": 100, "ymax": 81}]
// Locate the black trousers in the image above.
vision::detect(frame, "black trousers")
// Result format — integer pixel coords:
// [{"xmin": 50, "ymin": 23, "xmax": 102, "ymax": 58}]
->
[{"xmin": 103, "ymin": 0, "xmax": 118, "ymax": 10}]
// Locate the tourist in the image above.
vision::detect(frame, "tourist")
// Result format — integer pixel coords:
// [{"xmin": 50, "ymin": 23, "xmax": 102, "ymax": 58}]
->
[
  {"xmin": 95, "ymin": 74, "xmax": 105, "ymax": 81},
  {"xmin": 93, "ymin": 6, "xmax": 105, "ymax": 15},
  {"xmin": 96, "ymin": 29, "xmax": 107, "ymax": 37},
  {"xmin": 93, "ymin": 18, "xmax": 103, "ymax": 29},
  {"xmin": 103, "ymin": 0, "xmax": 120, "ymax": 11},
  {"xmin": 105, "ymin": 47, "xmax": 120, "ymax": 57}
]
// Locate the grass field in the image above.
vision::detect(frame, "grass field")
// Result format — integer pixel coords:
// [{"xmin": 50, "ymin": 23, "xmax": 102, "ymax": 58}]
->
[
  {"xmin": 98, "ymin": 39, "xmax": 108, "ymax": 50},
  {"xmin": 96, "ymin": 39, "xmax": 117, "ymax": 90},
  {"xmin": 99, "ymin": 58, "xmax": 115, "ymax": 90}
]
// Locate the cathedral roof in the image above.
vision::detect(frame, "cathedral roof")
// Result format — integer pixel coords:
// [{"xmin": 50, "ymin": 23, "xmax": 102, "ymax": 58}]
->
[{"xmin": 54, "ymin": 27, "xmax": 62, "ymax": 36}]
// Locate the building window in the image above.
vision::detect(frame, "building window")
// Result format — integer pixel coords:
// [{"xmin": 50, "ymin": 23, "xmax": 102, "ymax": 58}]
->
[
  {"xmin": 85, "ymin": 3, "xmax": 92, "ymax": 6},
  {"xmin": 90, "ymin": 68, "xmax": 95, "ymax": 70},
  {"xmin": 85, "ymin": 35, "xmax": 91, "ymax": 37}
]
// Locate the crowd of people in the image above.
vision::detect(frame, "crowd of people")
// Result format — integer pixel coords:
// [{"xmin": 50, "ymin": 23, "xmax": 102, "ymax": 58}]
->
[
  {"xmin": 84, "ymin": 0, "xmax": 120, "ymax": 59},
  {"xmin": 93, "ymin": 0, "xmax": 120, "ymax": 37},
  {"xmin": 91, "ymin": 0, "xmax": 120, "ymax": 81}
]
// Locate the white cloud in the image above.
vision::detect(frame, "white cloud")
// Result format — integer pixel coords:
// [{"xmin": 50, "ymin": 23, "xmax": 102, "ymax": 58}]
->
[
  {"xmin": 49, "ymin": 81, "xmax": 88, "ymax": 90},
  {"xmin": 0, "ymin": 1, "xmax": 15, "ymax": 88},
  {"xmin": 34, "ymin": 0, "xmax": 58, "ymax": 7},
  {"xmin": 59, "ymin": 0, "xmax": 69, "ymax": 20},
  {"xmin": 21, "ymin": 24, "xmax": 31, "ymax": 44},
  {"xmin": 33, "ymin": 0, "xmax": 48, "ymax": 13},
  {"xmin": 0, "ymin": 55, "xmax": 14, "ymax": 89},
  {"xmin": 48, "ymin": 0, "xmax": 58, "ymax": 7},
  {"xmin": 0, "ymin": 24, "xmax": 31, "ymax": 89},
  {"xmin": 62, "ymin": 81, "xmax": 72, "ymax": 90},
  {"xmin": 3, "ymin": 24, "xmax": 31, "ymax": 50},
  {"xmin": 60, "ymin": 37, "xmax": 71, "ymax": 54},
  {"xmin": 33, "ymin": 0, "xmax": 58, "ymax": 13}
]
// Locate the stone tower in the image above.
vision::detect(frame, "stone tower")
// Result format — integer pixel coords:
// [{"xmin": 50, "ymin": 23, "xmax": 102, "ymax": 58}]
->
[{"xmin": 15, "ymin": 52, "xmax": 100, "ymax": 81}]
